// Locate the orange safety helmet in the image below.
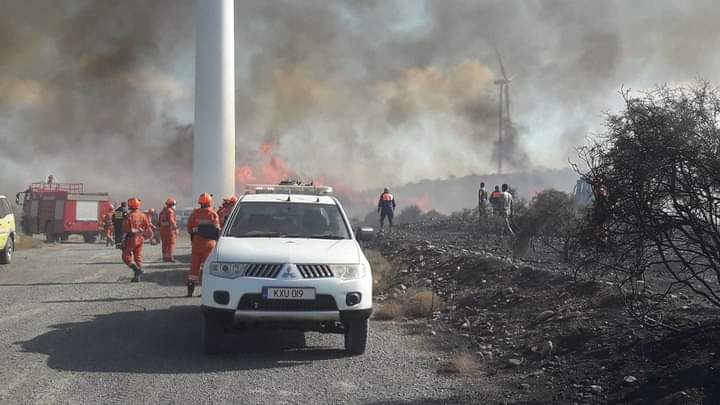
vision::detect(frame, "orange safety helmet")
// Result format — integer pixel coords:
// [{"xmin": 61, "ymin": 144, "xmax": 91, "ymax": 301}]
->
[
  {"xmin": 165, "ymin": 197, "xmax": 176, "ymax": 207},
  {"xmin": 228, "ymin": 195, "xmax": 238, "ymax": 204},
  {"xmin": 198, "ymin": 193, "xmax": 213, "ymax": 206},
  {"xmin": 128, "ymin": 198, "xmax": 141, "ymax": 210}
]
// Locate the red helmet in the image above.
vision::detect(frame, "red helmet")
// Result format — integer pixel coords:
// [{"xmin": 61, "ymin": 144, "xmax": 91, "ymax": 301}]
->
[
  {"xmin": 198, "ymin": 193, "xmax": 213, "ymax": 206},
  {"xmin": 228, "ymin": 195, "xmax": 238, "ymax": 204},
  {"xmin": 148, "ymin": 208, "xmax": 155, "ymax": 214},
  {"xmin": 165, "ymin": 197, "xmax": 176, "ymax": 207},
  {"xmin": 127, "ymin": 198, "xmax": 141, "ymax": 210},
  {"xmin": 108, "ymin": 205, "xmax": 114, "ymax": 212}
]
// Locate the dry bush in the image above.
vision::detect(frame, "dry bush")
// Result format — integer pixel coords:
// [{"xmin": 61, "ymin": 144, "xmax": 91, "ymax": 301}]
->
[
  {"xmin": 437, "ymin": 353, "xmax": 480, "ymax": 375},
  {"xmin": 365, "ymin": 250, "xmax": 393, "ymax": 294},
  {"xmin": 398, "ymin": 204, "xmax": 423, "ymax": 224},
  {"xmin": 14, "ymin": 235, "xmax": 38, "ymax": 250},
  {"xmin": 373, "ymin": 302, "xmax": 403, "ymax": 321},
  {"xmin": 513, "ymin": 189, "xmax": 580, "ymax": 261},
  {"xmin": 402, "ymin": 289, "xmax": 442, "ymax": 319},
  {"xmin": 576, "ymin": 82, "xmax": 720, "ymax": 317}
]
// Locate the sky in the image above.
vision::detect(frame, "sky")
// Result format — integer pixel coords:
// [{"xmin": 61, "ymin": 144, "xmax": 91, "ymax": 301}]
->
[{"xmin": 1, "ymin": 0, "xmax": 720, "ymax": 208}]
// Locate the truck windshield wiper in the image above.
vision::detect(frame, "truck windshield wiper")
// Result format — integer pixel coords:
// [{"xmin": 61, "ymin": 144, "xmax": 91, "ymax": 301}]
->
[{"xmin": 305, "ymin": 234, "xmax": 347, "ymax": 240}]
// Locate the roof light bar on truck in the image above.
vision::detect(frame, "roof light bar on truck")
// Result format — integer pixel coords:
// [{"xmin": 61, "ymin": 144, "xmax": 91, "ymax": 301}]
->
[{"xmin": 244, "ymin": 184, "xmax": 334, "ymax": 196}]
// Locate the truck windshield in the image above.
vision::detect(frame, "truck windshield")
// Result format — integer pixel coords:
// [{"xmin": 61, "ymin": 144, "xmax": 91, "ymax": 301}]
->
[{"xmin": 226, "ymin": 202, "xmax": 351, "ymax": 239}]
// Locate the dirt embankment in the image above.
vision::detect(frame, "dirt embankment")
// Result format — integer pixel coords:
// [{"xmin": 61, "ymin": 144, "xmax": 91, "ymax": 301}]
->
[{"xmin": 365, "ymin": 218, "xmax": 720, "ymax": 404}]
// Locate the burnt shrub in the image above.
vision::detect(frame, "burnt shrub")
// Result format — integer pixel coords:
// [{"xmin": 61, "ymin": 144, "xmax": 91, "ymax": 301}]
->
[
  {"xmin": 513, "ymin": 189, "xmax": 581, "ymax": 261},
  {"xmin": 577, "ymin": 82, "xmax": 720, "ymax": 314}
]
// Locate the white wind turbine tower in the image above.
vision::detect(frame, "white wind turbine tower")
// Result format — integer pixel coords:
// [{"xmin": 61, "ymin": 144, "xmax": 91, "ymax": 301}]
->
[{"xmin": 493, "ymin": 44, "xmax": 512, "ymax": 175}]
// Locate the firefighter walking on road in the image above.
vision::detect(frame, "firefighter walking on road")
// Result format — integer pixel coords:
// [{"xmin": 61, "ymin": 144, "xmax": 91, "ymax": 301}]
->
[
  {"xmin": 112, "ymin": 202, "xmax": 128, "ymax": 249},
  {"xmin": 145, "ymin": 208, "xmax": 160, "ymax": 245},
  {"xmin": 102, "ymin": 206, "xmax": 115, "ymax": 247},
  {"xmin": 158, "ymin": 198, "xmax": 178, "ymax": 262},
  {"xmin": 122, "ymin": 198, "xmax": 151, "ymax": 282},
  {"xmin": 186, "ymin": 193, "xmax": 220, "ymax": 297},
  {"xmin": 378, "ymin": 187, "xmax": 396, "ymax": 233}
]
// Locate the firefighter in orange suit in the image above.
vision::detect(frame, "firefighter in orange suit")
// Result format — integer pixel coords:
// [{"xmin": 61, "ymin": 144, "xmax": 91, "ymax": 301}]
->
[
  {"xmin": 158, "ymin": 197, "xmax": 178, "ymax": 262},
  {"xmin": 186, "ymin": 193, "xmax": 220, "ymax": 297},
  {"xmin": 122, "ymin": 197, "xmax": 151, "ymax": 282},
  {"xmin": 217, "ymin": 198, "xmax": 229, "ymax": 227},
  {"xmin": 217, "ymin": 195, "xmax": 237, "ymax": 228},
  {"xmin": 102, "ymin": 206, "xmax": 115, "ymax": 247},
  {"xmin": 144, "ymin": 208, "xmax": 159, "ymax": 245}
]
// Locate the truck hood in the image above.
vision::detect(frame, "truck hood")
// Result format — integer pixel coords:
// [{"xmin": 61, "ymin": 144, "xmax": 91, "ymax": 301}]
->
[{"xmin": 214, "ymin": 237, "xmax": 361, "ymax": 264}]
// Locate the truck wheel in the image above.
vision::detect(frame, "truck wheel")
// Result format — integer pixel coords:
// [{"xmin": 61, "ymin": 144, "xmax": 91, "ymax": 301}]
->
[
  {"xmin": 45, "ymin": 223, "xmax": 56, "ymax": 243},
  {"xmin": 344, "ymin": 318, "xmax": 369, "ymax": 355},
  {"xmin": 83, "ymin": 234, "xmax": 97, "ymax": 244},
  {"xmin": 201, "ymin": 314, "xmax": 224, "ymax": 355},
  {"xmin": 0, "ymin": 237, "xmax": 13, "ymax": 265}
]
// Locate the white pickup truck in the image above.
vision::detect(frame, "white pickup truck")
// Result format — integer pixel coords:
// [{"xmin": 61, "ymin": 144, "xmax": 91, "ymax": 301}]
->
[{"xmin": 200, "ymin": 184, "xmax": 375, "ymax": 355}]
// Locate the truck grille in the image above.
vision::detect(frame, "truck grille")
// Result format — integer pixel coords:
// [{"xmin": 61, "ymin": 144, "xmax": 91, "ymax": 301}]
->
[
  {"xmin": 243, "ymin": 264, "xmax": 283, "ymax": 279},
  {"xmin": 238, "ymin": 294, "xmax": 338, "ymax": 311},
  {"xmin": 296, "ymin": 264, "xmax": 334, "ymax": 279}
]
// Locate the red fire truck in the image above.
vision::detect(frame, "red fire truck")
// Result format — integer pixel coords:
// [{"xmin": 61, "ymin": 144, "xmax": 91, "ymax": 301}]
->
[{"xmin": 15, "ymin": 182, "xmax": 113, "ymax": 243}]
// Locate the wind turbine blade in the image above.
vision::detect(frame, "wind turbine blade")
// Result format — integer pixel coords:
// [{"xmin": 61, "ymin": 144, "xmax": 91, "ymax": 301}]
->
[{"xmin": 493, "ymin": 43, "xmax": 509, "ymax": 80}]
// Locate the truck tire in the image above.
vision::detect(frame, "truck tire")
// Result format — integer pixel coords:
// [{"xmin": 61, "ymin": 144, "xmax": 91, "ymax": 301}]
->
[
  {"xmin": 344, "ymin": 318, "xmax": 369, "ymax": 355},
  {"xmin": 83, "ymin": 233, "xmax": 97, "ymax": 244},
  {"xmin": 45, "ymin": 223, "xmax": 57, "ymax": 243},
  {"xmin": 201, "ymin": 314, "xmax": 224, "ymax": 355},
  {"xmin": 0, "ymin": 236, "xmax": 12, "ymax": 265}
]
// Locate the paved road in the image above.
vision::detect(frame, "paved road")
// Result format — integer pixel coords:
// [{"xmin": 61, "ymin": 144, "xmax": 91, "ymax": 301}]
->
[{"xmin": 0, "ymin": 239, "xmax": 488, "ymax": 404}]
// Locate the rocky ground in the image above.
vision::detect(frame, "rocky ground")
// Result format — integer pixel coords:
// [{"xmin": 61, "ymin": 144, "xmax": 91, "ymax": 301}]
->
[
  {"xmin": 366, "ymin": 217, "xmax": 720, "ymax": 404},
  {"xmin": 0, "ymin": 235, "xmax": 494, "ymax": 405}
]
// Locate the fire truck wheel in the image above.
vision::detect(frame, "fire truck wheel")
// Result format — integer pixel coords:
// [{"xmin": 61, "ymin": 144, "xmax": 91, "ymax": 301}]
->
[
  {"xmin": 83, "ymin": 234, "xmax": 98, "ymax": 244},
  {"xmin": 45, "ymin": 223, "xmax": 57, "ymax": 243}
]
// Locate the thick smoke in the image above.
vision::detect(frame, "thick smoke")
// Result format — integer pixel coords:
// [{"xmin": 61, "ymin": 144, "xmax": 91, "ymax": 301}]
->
[
  {"xmin": 0, "ymin": 0, "xmax": 194, "ymax": 206},
  {"xmin": 2, "ymin": 0, "xmax": 720, "ymax": 209}
]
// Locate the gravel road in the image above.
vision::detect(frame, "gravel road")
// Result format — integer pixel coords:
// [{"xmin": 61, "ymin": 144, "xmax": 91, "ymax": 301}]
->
[{"xmin": 0, "ymin": 239, "xmax": 491, "ymax": 404}]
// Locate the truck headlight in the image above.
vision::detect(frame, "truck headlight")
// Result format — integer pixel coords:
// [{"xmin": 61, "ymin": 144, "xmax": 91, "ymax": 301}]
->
[
  {"xmin": 330, "ymin": 264, "xmax": 367, "ymax": 280},
  {"xmin": 208, "ymin": 262, "xmax": 248, "ymax": 279}
]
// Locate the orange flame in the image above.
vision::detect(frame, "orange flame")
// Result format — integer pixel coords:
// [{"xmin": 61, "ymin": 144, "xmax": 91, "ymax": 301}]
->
[
  {"xmin": 408, "ymin": 194, "xmax": 431, "ymax": 212},
  {"xmin": 236, "ymin": 142, "xmax": 293, "ymax": 187},
  {"xmin": 236, "ymin": 165, "xmax": 257, "ymax": 183}
]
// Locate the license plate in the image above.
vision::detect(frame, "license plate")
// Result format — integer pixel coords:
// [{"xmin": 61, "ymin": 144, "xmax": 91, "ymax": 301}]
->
[{"xmin": 264, "ymin": 287, "xmax": 316, "ymax": 300}]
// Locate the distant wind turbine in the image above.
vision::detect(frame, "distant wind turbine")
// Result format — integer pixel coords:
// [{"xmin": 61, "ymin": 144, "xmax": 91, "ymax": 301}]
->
[{"xmin": 493, "ymin": 44, "xmax": 512, "ymax": 175}]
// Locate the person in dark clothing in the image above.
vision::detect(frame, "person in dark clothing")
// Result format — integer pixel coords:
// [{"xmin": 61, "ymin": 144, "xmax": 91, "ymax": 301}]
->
[
  {"xmin": 478, "ymin": 181, "xmax": 489, "ymax": 227},
  {"xmin": 112, "ymin": 202, "xmax": 129, "ymax": 249},
  {"xmin": 377, "ymin": 187, "xmax": 396, "ymax": 232}
]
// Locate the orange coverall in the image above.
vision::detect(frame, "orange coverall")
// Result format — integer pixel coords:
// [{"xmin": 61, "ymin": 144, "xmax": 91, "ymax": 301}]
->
[
  {"xmin": 217, "ymin": 203, "xmax": 231, "ymax": 228},
  {"xmin": 102, "ymin": 212, "xmax": 114, "ymax": 243},
  {"xmin": 158, "ymin": 207, "xmax": 178, "ymax": 261},
  {"xmin": 186, "ymin": 207, "xmax": 220, "ymax": 285},
  {"xmin": 122, "ymin": 210, "xmax": 151, "ymax": 269}
]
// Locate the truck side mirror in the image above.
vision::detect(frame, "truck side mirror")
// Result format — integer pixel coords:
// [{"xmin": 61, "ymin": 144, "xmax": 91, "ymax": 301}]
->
[{"xmin": 355, "ymin": 227, "xmax": 375, "ymax": 242}]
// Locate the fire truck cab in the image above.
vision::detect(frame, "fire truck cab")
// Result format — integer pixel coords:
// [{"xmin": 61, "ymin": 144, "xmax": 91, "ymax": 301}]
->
[{"xmin": 15, "ymin": 182, "xmax": 112, "ymax": 243}]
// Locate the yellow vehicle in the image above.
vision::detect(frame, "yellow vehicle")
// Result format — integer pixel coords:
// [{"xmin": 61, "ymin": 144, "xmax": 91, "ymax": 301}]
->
[{"xmin": 0, "ymin": 195, "xmax": 16, "ymax": 265}]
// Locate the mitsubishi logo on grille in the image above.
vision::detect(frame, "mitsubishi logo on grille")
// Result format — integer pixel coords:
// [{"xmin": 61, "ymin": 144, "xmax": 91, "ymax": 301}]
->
[{"xmin": 281, "ymin": 264, "xmax": 300, "ymax": 279}]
